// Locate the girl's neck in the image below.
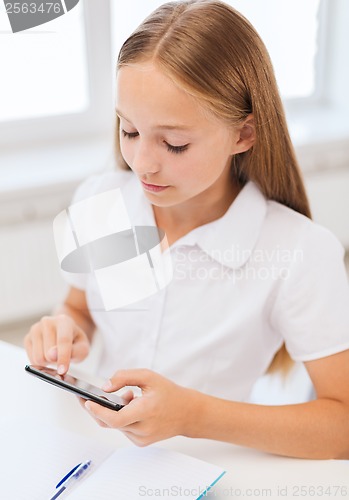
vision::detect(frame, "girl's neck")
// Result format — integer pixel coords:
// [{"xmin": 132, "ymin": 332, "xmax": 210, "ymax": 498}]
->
[{"xmin": 152, "ymin": 177, "xmax": 241, "ymax": 246}]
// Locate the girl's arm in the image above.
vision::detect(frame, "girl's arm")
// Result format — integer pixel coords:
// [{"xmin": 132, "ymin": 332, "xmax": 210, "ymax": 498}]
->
[
  {"xmin": 189, "ymin": 349, "xmax": 349, "ymax": 459},
  {"xmin": 83, "ymin": 349, "xmax": 349, "ymax": 459}
]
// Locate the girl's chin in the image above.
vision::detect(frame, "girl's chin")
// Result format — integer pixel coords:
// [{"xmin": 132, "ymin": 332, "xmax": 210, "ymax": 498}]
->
[{"xmin": 144, "ymin": 192, "xmax": 182, "ymax": 208}]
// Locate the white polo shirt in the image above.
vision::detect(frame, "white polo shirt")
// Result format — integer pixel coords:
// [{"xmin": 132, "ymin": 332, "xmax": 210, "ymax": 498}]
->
[{"xmin": 64, "ymin": 170, "xmax": 349, "ymax": 401}]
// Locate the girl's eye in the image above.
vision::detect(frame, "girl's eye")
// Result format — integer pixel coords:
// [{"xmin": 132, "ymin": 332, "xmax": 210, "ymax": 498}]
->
[
  {"xmin": 121, "ymin": 130, "xmax": 139, "ymax": 139},
  {"xmin": 121, "ymin": 130, "xmax": 188, "ymax": 154},
  {"xmin": 165, "ymin": 142, "xmax": 189, "ymax": 154}
]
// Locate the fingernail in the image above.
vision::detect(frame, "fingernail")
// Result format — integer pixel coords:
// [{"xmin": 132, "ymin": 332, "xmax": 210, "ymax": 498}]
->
[
  {"xmin": 102, "ymin": 380, "xmax": 112, "ymax": 391},
  {"xmin": 57, "ymin": 365, "xmax": 66, "ymax": 375}
]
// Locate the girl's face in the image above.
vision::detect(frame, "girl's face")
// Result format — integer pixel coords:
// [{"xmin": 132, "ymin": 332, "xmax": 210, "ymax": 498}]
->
[{"xmin": 116, "ymin": 62, "xmax": 243, "ymax": 208}]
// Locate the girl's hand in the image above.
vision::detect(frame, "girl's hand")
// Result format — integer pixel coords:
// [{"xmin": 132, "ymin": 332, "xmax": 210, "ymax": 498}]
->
[
  {"xmin": 82, "ymin": 369, "xmax": 199, "ymax": 446},
  {"xmin": 24, "ymin": 314, "xmax": 90, "ymax": 375}
]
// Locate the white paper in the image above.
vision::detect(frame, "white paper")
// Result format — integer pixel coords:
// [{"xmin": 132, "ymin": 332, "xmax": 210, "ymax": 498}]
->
[
  {"xmin": 0, "ymin": 417, "xmax": 113, "ymax": 500},
  {"xmin": 0, "ymin": 417, "xmax": 224, "ymax": 500},
  {"xmin": 68, "ymin": 446, "xmax": 225, "ymax": 500}
]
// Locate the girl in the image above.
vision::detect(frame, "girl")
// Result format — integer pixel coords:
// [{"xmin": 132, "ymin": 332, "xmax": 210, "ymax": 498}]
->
[{"xmin": 25, "ymin": 0, "xmax": 349, "ymax": 459}]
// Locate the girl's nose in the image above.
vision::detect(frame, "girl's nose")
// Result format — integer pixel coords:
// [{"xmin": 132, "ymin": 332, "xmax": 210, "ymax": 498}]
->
[{"xmin": 131, "ymin": 139, "xmax": 161, "ymax": 177}]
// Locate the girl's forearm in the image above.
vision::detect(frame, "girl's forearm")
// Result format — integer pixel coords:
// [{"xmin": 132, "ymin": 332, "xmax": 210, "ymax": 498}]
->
[{"xmin": 185, "ymin": 390, "xmax": 349, "ymax": 459}]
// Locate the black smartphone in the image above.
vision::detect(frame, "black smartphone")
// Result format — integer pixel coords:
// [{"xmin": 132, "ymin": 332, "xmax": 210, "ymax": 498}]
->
[{"xmin": 25, "ymin": 365, "xmax": 125, "ymax": 411}]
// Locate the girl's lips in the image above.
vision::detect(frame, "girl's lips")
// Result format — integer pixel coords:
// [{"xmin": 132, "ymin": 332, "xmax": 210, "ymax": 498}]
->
[{"xmin": 141, "ymin": 181, "xmax": 169, "ymax": 193}]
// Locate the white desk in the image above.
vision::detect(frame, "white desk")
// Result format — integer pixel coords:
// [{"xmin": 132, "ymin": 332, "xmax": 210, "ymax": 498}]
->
[{"xmin": 2, "ymin": 340, "xmax": 348, "ymax": 499}]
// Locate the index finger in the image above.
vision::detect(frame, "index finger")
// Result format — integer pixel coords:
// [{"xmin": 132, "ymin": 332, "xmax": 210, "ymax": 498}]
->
[{"xmin": 56, "ymin": 318, "xmax": 74, "ymax": 374}]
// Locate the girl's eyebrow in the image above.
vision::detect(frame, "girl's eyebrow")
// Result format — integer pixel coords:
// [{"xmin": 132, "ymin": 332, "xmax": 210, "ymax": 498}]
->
[
  {"xmin": 116, "ymin": 108, "xmax": 193, "ymax": 131},
  {"xmin": 155, "ymin": 124, "xmax": 192, "ymax": 131},
  {"xmin": 115, "ymin": 108, "xmax": 131, "ymax": 122}
]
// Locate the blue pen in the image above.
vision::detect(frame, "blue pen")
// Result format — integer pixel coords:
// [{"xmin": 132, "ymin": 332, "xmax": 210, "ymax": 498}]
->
[{"xmin": 49, "ymin": 460, "xmax": 92, "ymax": 500}]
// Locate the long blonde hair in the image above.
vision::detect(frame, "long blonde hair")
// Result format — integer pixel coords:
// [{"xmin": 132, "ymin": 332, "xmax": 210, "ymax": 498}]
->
[{"xmin": 115, "ymin": 0, "xmax": 312, "ymax": 373}]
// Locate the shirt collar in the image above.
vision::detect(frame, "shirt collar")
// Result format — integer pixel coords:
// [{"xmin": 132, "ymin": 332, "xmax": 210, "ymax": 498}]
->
[
  {"xmin": 191, "ymin": 182, "xmax": 267, "ymax": 269},
  {"xmin": 122, "ymin": 176, "xmax": 267, "ymax": 270}
]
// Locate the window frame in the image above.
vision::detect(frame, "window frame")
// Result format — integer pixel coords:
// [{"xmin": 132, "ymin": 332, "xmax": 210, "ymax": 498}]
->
[{"xmin": 284, "ymin": 0, "xmax": 349, "ymax": 157}]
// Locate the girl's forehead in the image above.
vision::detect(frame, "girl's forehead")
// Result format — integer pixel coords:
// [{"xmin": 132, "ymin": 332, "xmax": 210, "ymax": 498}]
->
[
  {"xmin": 116, "ymin": 62, "xmax": 185, "ymax": 96},
  {"xmin": 117, "ymin": 65, "xmax": 202, "ymax": 117},
  {"xmin": 116, "ymin": 62, "xmax": 224, "ymax": 129}
]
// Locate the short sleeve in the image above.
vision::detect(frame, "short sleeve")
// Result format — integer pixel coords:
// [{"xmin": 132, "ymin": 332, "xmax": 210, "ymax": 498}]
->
[
  {"xmin": 59, "ymin": 170, "xmax": 133, "ymax": 291},
  {"xmin": 270, "ymin": 223, "xmax": 349, "ymax": 361}
]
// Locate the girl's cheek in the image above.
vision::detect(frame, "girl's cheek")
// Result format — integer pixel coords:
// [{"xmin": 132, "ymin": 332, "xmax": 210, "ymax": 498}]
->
[{"xmin": 120, "ymin": 142, "xmax": 133, "ymax": 165}]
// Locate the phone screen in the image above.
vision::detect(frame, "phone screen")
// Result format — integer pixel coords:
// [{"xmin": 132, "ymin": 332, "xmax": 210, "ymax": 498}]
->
[{"xmin": 25, "ymin": 365, "xmax": 125, "ymax": 411}]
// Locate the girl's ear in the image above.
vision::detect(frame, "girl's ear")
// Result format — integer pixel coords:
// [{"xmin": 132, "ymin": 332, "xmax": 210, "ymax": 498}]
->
[{"xmin": 232, "ymin": 114, "xmax": 255, "ymax": 154}]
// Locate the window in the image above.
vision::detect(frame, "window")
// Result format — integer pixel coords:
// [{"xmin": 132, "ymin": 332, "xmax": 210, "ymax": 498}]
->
[
  {"xmin": 228, "ymin": 0, "xmax": 322, "ymax": 100},
  {"xmin": 0, "ymin": 2, "xmax": 89, "ymax": 122},
  {"xmin": 0, "ymin": 0, "xmax": 113, "ymax": 148},
  {"xmin": 1, "ymin": 1, "xmax": 348, "ymax": 188}
]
